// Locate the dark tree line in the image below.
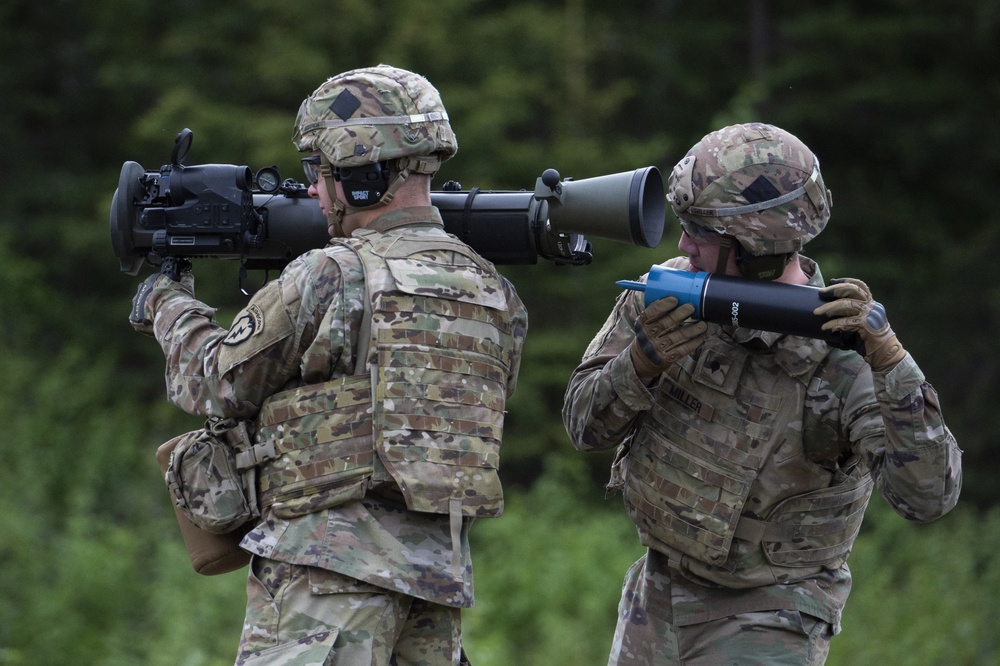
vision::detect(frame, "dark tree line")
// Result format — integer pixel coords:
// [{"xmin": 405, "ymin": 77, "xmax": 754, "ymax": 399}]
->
[{"xmin": 1, "ymin": 1, "xmax": 997, "ymax": 663}]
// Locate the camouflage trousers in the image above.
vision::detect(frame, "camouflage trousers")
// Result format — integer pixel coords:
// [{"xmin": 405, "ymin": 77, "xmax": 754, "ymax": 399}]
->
[
  {"xmin": 608, "ymin": 555, "xmax": 833, "ymax": 666},
  {"xmin": 236, "ymin": 556, "xmax": 469, "ymax": 665}
]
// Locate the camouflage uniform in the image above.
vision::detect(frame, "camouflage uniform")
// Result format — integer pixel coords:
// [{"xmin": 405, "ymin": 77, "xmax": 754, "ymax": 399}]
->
[
  {"xmin": 132, "ymin": 65, "xmax": 527, "ymax": 664},
  {"xmin": 141, "ymin": 205, "xmax": 526, "ymax": 664},
  {"xmin": 562, "ymin": 124, "xmax": 962, "ymax": 665}
]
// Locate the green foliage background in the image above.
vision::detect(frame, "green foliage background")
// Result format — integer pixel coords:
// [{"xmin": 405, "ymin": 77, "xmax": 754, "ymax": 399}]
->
[{"xmin": 2, "ymin": 1, "xmax": 998, "ymax": 664}]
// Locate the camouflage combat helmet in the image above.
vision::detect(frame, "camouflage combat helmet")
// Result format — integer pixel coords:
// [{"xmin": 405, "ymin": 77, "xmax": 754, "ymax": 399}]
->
[
  {"xmin": 667, "ymin": 123, "xmax": 831, "ymax": 257},
  {"xmin": 292, "ymin": 64, "xmax": 457, "ymax": 172}
]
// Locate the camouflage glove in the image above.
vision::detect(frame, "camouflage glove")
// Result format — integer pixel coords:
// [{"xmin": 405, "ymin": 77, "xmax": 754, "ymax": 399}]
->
[
  {"xmin": 814, "ymin": 277, "xmax": 906, "ymax": 371},
  {"xmin": 129, "ymin": 257, "xmax": 193, "ymax": 336},
  {"xmin": 630, "ymin": 296, "xmax": 707, "ymax": 379}
]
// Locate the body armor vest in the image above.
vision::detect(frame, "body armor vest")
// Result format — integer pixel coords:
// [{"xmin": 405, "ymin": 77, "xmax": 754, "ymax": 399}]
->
[
  {"xmin": 619, "ymin": 330, "xmax": 873, "ymax": 571},
  {"xmin": 245, "ymin": 224, "xmax": 517, "ymax": 521}
]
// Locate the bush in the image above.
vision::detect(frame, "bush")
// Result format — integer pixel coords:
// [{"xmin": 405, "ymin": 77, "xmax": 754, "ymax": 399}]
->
[
  {"xmin": 464, "ymin": 454, "xmax": 644, "ymax": 665},
  {"xmin": 828, "ymin": 501, "xmax": 1000, "ymax": 666}
]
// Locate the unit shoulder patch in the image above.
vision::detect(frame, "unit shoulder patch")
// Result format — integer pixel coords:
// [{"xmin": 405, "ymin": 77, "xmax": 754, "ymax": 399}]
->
[
  {"xmin": 223, "ymin": 304, "xmax": 266, "ymax": 346},
  {"xmin": 218, "ymin": 298, "xmax": 294, "ymax": 374}
]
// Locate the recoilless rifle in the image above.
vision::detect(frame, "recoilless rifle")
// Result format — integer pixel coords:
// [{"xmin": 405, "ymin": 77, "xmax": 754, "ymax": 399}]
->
[{"xmin": 109, "ymin": 128, "xmax": 667, "ymax": 285}]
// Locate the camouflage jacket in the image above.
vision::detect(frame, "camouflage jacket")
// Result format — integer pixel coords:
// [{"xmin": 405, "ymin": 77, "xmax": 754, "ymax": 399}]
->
[
  {"xmin": 144, "ymin": 206, "xmax": 527, "ymax": 608},
  {"xmin": 562, "ymin": 255, "xmax": 961, "ymax": 629}
]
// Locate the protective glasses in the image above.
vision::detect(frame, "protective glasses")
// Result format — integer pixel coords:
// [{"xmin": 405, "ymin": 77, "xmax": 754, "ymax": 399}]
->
[
  {"xmin": 301, "ymin": 155, "xmax": 323, "ymax": 185},
  {"xmin": 679, "ymin": 220, "xmax": 722, "ymax": 245},
  {"xmin": 302, "ymin": 155, "xmax": 340, "ymax": 185},
  {"xmin": 302, "ymin": 155, "xmax": 343, "ymax": 186}
]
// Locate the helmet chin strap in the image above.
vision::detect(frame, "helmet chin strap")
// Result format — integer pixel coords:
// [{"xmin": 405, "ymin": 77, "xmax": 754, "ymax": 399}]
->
[
  {"xmin": 326, "ymin": 199, "xmax": 347, "ymax": 237},
  {"xmin": 319, "ymin": 159, "xmax": 348, "ymax": 237},
  {"xmin": 715, "ymin": 235, "xmax": 735, "ymax": 274}
]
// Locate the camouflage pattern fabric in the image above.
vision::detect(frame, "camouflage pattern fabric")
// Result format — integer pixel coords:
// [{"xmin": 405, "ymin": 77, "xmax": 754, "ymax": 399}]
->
[
  {"xmin": 609, "ymin": 549, "xmax": 832, "ymax": 666},
  {"xmin": 250, "ymin": 374, "xmax": 380, "ymax": 519},
  {"xmin": 292, "ymin": 64, "xmax": 457, "ymax": 169},
  {"xmin": 562, "ymin": 254, "xmax": 961, "ymax": 658},
  {"xmin": 237, "ymin": 556, "xmax": 467, "ymax": 665},
  {"xmin": 164, "ymin": 418, "xmax": 256, "ymax": 534},
  {"xmin": 667, "ymin": 123, "xmax": 832, "ymax": 256},
  {"xmin": 346, "ymin": 226, "xmax": 519, "ymax": 518},
  {"xmin": 155, "ymin": 431, "xmax": 253, "ymax": 575},
  {"xmin": 233, "ymin": 215, "xmax": 522, "ymax": 604},
  {"xmin": 139, "ymin": 207, "xmax": 526, "ymax": 660},
  {"xmin": 613, "ymin": 320, "xmax": 876, "ymax": 573}
]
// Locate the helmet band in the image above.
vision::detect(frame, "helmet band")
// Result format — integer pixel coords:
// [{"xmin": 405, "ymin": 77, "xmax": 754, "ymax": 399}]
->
[
  {"xmin": 687, "ymin": 162, "xmax": 822, "ymax": 218},
  {"xmin": 299, "ymin": 110, "xmax": 449, "ymax": 135}
]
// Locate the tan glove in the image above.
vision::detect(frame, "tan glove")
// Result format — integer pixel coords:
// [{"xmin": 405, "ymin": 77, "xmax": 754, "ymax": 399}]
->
[
  {"xmin": 814, "ymin": 277, "xmax": 906, "ymax": 371},
  {"xmin": 630, "ymin": 296, "xmax": 707, "ymax": 379}
]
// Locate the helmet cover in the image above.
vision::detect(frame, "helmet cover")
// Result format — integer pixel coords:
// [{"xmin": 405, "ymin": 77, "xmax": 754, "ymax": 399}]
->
[
  {"xmin": 667, "ymin": 123, "xmax": 832, "ymax": 255},
  {"xmin": 292, "ymin": 64, "xmax": 457, "ymax": 170}
]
